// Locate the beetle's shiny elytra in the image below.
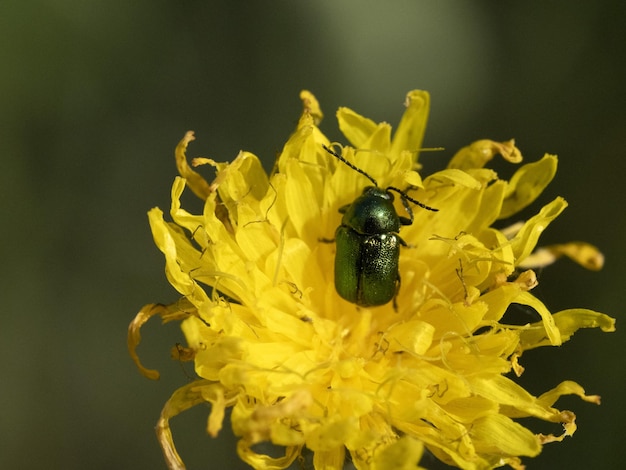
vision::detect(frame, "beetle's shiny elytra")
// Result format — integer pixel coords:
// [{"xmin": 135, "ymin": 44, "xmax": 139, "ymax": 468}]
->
[{"xmin": 322, "ymin": 144, "xmax": 438, "ymax": 308}]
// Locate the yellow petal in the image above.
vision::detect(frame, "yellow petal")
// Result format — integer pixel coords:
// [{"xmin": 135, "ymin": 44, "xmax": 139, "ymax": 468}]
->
[
  {"xmin": 156, "ymin": 380, "xmax": 217, "ymax": 470},
  {"xmin": 426, "ymin": 168, "xmax": 483, "ymax": 190},
  {"xmin": 447, "ymin": 139, "xmax": 522, "ymax": 170},
  {"xmin": 237, "ymin": 440, "xmax": 300, "ymax": 470},
  {"xmin": 403, "ymin": 170, "xmax": 424, "ymax": 188},
  {"xmin": 538, "ymin": 380, "xmax": 602, "ymax": 407},
  {"xmin": 313, "ymin": 447, "xmax": 346, "ymax": 470},
  {"xmin": 514, "ymin": 291, "xmax": 561, "ymax": 346},
  {"xmin": 360, "ymin": 122, "xmax": 392, "ymax": 156},
  {"xmin": 499, "ymin": 154, "xmax": 558, "ymax": 219},
  {"xmin": 390, "ymin": 90, "xmax": 430, "ymax": 160},
  {"xmin": 127, "ymin": 302, "xmax": 192, "ymax": 380},
  {"xmin": 174, "ymin": 131, "xmax": 212, "ymax": 200},
  {"xmin": 285, "ymin": 158, "xmax": 321, "ymax": 245},
  {"xmin": 470, "ymin": 374, "xmax": 568, "ymax": 423},
  {"xmin": 148, "ymin": 205, "xmax": 213, "ymax": 309},
  {"xmin": 337, "ymin": 106, "xmax": 379, "ymax": 148},
  {"xmin": 470, "ymin": 413, "xmax": 541, "ymax": 457},
  {"xmin": 306, "ymin": 418, "xmax": 360, "ymax": 452},
  {"xmin": 519, "ymin": 308, "xmax": 616, "ymax": 349},
  {"xmin": 509, "ymin": 197, "xmax": 568, "ymax": 265},
  {"xmin": 300, "ymin": 89, "xmax": 323, "ymax": 125},
  {"xmin": 371, "ymin": 436, "xmax": 425, "ymax": 470},
  {"xmin": 519, "ymin": 241, "xmax": 604, "ymax": 271},
  {"xmin": 386, "ymin": 319, "xmax": 435, "ymax": 355}
]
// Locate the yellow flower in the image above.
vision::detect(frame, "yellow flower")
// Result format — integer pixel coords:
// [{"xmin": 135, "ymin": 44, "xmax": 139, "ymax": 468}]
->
[{"xmin": 128, "ymin": 90, "xmax": 615, "ymax": 470}]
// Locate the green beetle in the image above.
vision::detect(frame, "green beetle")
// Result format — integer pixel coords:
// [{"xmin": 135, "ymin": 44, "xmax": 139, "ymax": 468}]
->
[{"xmin": 322, "ymin": 145, "xmax": 438, "ymax": 308}]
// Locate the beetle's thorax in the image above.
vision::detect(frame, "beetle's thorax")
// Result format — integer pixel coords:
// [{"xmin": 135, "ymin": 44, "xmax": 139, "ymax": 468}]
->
[{"xmin": 341, "ymin": 186, "xmax": 401, "ymax": 235}]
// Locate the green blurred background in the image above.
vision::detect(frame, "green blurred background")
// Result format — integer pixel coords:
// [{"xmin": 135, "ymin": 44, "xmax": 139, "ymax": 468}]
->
[{"xmin": 2, "ymin": 1, "xmax": 624, "ymax": 468}]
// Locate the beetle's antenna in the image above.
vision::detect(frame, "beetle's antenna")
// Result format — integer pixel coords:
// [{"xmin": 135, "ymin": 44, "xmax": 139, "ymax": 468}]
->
[
  {"xmin": 322, "ymin": 144, "xmax": 378, "ymax": 187},
  {"xmin": 387, "ymin": 187, "xmax": 439, "ymax": 212},
  {"xmin": 323, "ymin": 144, "xmax": 438, "ymax": 212}
]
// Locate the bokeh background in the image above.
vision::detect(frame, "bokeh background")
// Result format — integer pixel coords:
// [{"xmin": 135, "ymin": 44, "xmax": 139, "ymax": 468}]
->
[{"xmin": 2, "ymin": 1, "xmax": 624, "ymax": 468}]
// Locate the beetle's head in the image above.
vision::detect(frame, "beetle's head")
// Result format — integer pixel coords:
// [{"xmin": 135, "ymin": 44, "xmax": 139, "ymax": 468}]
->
[
  {"xmin": 361, "ymin": 186, "xmax": 393, "ymax": 201},
  {"xmin": 343, "ymin": 187, "xmax": 400, "ymax": 234}
]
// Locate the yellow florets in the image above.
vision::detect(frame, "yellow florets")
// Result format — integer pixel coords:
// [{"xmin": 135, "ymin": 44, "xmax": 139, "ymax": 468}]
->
[{"xmin": 129, "ymin": 90, "xmax": 615, "ymax": 470}]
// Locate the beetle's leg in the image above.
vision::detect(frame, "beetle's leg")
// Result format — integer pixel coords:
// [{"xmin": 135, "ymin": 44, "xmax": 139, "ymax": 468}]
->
[
  {"xmin": 398, "ymin": 194, "xmax": 415, "ymax": 225},
  {"xmin": 392, "ymin": 271, "xmax": 401, "ymax": 312},
  {"xmin": 320, "ymin": 226, "xmax": 340, "ymax": 244},
  {"xmin": 394, "ymin": 235, "xmax": 408, "ymax": 311},
  {"xmin": 322, "ymin": 202, "xmax": 349, "ymax": 242}
]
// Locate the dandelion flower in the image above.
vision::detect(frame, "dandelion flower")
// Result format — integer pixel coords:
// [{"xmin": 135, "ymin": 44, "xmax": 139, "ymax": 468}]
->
[{"xmin": 128, "ymin": 90, "xmax": 615, "ymax": 470}]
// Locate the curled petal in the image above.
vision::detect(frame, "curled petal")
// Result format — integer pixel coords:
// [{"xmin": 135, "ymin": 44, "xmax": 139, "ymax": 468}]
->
[
  {"xmin": 174, "ymin": 131, "xmax": 212, "ymax": 201},
  {"xmin": 519, "ymin": 241, "xmax": 604, "ymax": 271},
  {"xmin": 510, "ymin": 197, "xmax": 568, "ymax": 265},
  {"xmin": 128, "ymin": 302, "xmax": 195, "ymax": 379},
  {"xmin": 447, "ymin": 139, "xmax": 522, "ymax": 170},
  {"xmin": 500, "ymin": 154, "xmax": 558, "ymax": 219},
  {"xmin": 519, "ymin": 309, "xmax": 616, "ymax": 350},
  {"xmin": 156, "ymin": 380, "xmax": 216, "ymax": 470},
  {"xmin": 236, "ymin": 440, "xmax": 301, "ymax": 470}
]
